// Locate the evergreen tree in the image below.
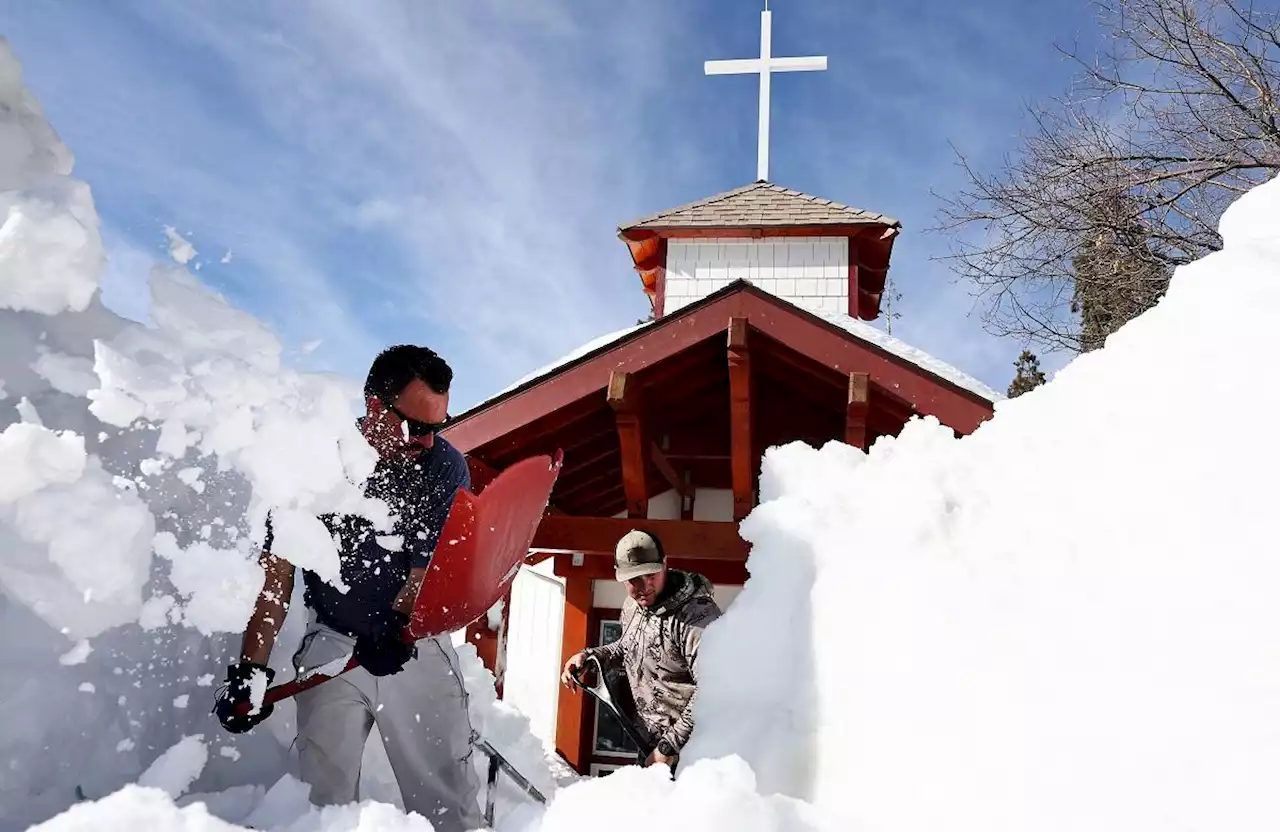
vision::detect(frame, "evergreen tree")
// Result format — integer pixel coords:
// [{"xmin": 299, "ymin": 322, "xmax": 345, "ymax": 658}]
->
[
  {"xmin": 1007, "ymin": 350, "xmax": 1047, "ymax": 398},
  {"xmin": 1069, "ymin": 188, "xmax": 1171, "ymax": 352}
]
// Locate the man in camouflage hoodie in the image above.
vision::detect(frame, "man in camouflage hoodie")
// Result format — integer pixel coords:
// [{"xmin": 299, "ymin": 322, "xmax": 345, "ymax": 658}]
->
[{"xmin": 561, "ymin": 529, "xmax": 722, "ymax": 770}]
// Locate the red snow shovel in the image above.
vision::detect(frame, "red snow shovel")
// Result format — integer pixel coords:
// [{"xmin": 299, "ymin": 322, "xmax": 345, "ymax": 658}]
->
[{"xmin": 242, "ymin": 449, "xmax": 563, "ymax": 712}]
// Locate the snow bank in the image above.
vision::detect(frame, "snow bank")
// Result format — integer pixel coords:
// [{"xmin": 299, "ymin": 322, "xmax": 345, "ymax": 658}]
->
[
  {"xmin": 680, "ymin": 172, "xmax": 1280, "ymax": 829},
  {"xmin": 0, "ymin": 38, "xmax": 102, "ymax": 315},
  {"xmin": 0, "ymin": 35, "xmax": 573, "ymax": 831}
]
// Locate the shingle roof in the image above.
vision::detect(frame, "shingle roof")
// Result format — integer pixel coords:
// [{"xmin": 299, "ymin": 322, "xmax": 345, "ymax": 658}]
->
[{"xmin": 618, "ymin": 181, "xmax": 900, "ymax": 232}]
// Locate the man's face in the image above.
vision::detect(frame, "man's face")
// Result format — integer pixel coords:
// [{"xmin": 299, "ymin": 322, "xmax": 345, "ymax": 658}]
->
[
  {"xmin": 626, "ymin": 567, "xmax": 666, "ymax": 608},
  {"xmin": 361, "ymin": 378, "xmax": 450, "ymax": 464}
]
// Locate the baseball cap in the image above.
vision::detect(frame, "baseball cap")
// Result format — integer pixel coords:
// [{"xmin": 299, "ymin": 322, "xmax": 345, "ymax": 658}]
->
[{"xmin": 614, "ymin": 529, "xmax": 665, "ymax": 582}]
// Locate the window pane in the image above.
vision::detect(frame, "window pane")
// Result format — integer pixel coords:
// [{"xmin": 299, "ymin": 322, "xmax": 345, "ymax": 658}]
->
[{"xmin": 593, "ymin": 619, "xmax": 639, "ymax": 757}]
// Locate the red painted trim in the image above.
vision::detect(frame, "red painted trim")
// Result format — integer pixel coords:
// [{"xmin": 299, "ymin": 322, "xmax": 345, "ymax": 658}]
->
[
  {"xmin": 445, "ymin": 292, "xmax": 748, "ymax": 452},
  {"xmin": 733, "ymin": 291, "xmax": 992, "ymax": 432},
  {"xmin": 654, "ymin": 237, "xmax": 668, "ymax": 318},
  {"xmin": 552, "ymin": 553, "xmax": 750, "ymax": 586},
  {"xmin": 619, "ymin": 224, "xmax": 894, "ymax": 242},
  {"xmin": 442, "ymin": 282, "xmax": 993, "ymax": 454},
  {"xmin": 555, "ymin": 573, "xmax": 592, "ymax": 772}
]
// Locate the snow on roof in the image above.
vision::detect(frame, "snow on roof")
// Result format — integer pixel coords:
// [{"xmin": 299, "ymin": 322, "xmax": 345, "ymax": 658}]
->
[
  {"xmin": 807, "ymin": 308, "xmax": 1003, "ymax": 403},
  {"xmin": 470, "ymin": 290, "xmax": 1000, "ymax": 415},
  {"xmin": 487, "ymin": 319, "xmax": 655, "ymax": 400}
]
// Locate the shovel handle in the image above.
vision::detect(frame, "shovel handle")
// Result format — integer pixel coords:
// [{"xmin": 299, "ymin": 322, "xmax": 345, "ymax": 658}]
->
[
  {"xmin": 233, "ymin": 627, "xmax": 428, "ymax": 716},
  {"xmin": 569, "ymin": 655, "xmax": 654, "ymax": 756}
]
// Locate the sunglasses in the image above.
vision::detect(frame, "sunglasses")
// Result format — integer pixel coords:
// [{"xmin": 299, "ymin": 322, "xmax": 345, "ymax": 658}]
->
[{"xmin": 383, "ymin": 400, "xmax": 450, "ymax": 438}]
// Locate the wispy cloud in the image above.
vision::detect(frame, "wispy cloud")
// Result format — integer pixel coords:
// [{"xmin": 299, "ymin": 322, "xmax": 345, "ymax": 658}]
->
[{"xmin": 1, "ymin": 0, "xmax": 1103, "ymax": 406}]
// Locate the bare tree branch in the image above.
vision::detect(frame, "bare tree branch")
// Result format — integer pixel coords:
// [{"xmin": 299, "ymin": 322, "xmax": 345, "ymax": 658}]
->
[{"xmin": 933, "ymin": 0, "xmax": 1280, "ymax": 353}]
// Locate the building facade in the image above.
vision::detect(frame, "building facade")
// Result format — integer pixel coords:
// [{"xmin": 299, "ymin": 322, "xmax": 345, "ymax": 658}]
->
[{"xmin": 441, "ymin": 181, "xmax": 1001, "ymax": 775}]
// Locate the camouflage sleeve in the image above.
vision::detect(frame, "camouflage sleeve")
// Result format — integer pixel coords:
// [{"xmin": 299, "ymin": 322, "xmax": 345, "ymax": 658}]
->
[
  {"xmin": 583, "ymin": 637, "xmax": 625, "ymax": 667},
  {"xmin": 661, "ymin": 600, "xmax": 722, "ymax": 752}
]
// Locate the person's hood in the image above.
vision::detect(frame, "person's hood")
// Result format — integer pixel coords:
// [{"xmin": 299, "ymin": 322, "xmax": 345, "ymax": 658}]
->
[{"xmin": 645, "ymin": 569, "xmax": 715, "ymax": 617}]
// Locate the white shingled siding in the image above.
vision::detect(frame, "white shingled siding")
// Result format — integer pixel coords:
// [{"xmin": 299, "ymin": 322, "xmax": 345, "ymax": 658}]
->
[{"xmin": 664, "ymin": 237, "xmax": 849, "ymax": 316}]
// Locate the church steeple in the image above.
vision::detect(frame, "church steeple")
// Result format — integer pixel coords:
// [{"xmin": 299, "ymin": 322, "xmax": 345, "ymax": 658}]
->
[{"xmin": 617, "ymin": 181, "xmax": 901, "ymax": 321}]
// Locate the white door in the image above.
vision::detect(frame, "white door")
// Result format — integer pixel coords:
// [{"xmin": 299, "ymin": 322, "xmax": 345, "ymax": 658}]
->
[{"xmin": 501, "ymin": 560, "xmax": 566, "ymax": 750}]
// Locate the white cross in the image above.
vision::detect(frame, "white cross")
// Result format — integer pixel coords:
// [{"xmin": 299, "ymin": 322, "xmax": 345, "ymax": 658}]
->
[{"xmin": 705, "ymin": 7, "xmax": 827, "ymax": 182}]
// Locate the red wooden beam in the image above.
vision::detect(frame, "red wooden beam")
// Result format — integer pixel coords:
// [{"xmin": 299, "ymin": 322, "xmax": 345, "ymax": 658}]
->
[
  {"xmin": 732, "ymin": 291, "xmax": 992, "ymax": 432},
  {"xmin": 727, "ymin": 317, "xmax": 754, "ymax": 520},
  {"xmin": 532, "ymin": 516, "xmax": 748, "ymax": 561},
  {"xmin": 555, "ymin": 573, "xmax": 592, "ymax": 772},
  {"xmin": 556, "ymin": 468, "xmax": 623, "ymax": 504},
  {"xmin": 649, "ymin": 441, "xmax": 690, "ymax": 499},
  {"xmin": 554, "ymin": 553, "xmax": 749, "ymax": 585},
  {"xmin": 444, "ymin": 283, "xmax": 993, "ymax": 455},
  {"xmin": 607, "ymin": 371, "xmax": 648, "ymax": 518},
  {"xmin": 846, "ymin": 371, "xmax": 870, "ymax": 450},
  {"xmin": 443, "ymin": 306, "xmax": 733, "ymax": 453}
]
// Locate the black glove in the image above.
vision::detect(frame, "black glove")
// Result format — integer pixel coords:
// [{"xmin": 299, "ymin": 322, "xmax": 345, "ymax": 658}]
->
[
  {"xmin": 212, "ymin": 661, "xmax": 276, "ymax": 733},
  {"xmin": 353, "ymin": 609, "xmax": 416, "ymax": 677}
]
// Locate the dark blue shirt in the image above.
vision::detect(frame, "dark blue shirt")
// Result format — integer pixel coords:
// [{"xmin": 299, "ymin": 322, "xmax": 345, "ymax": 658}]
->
[{"xmin": 268, "ymin": 436, "xmax": 471, "ymax": 638}]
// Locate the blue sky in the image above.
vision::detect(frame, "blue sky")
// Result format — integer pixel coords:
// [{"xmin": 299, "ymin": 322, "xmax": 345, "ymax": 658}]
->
[{"xmin": 1, "ymin": 1, "xmax": 1101, "ymax": 411}]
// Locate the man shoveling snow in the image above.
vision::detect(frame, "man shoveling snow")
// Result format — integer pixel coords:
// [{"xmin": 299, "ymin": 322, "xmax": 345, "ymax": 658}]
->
[{"xmin": 212, "ymin": 345, "xmax": 483, "ymax": 831}]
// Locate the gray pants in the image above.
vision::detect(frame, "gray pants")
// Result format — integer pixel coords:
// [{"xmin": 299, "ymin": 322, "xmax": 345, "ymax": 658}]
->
[{"xmin": 291, "ymin": 621, "xmax": 483, "ymax": 831}]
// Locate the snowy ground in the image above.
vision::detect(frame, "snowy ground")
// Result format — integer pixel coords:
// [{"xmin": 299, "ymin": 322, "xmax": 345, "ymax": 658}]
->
[{"xmin": 5, "ymin": 30, "xmax": 1280, "ymax": 832}]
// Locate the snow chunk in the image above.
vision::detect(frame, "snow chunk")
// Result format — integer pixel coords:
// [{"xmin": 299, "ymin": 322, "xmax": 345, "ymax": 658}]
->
[
  {"xmin": 162, "ymin": 225, "xmax": 196, "ymax": 265},
  {"xmin": 1, "ymin": 449, "xmax": 154, "ymax": 639},
  {"xmin": 265, "ymin": 510, "xmax": 345, "ymax": 589},
  {"xmin": 0, "ymin": 422, "xmax": 84, "ymax": 503},
  {"xmin": 172, "ymin": 694, "xmax": 189, "ymax": 709},
  {"xmin": 486, "ymin": 599, "xmax": 504, "ymax": 632},
  {"xmin": 85, "ymin": 265, "xmax": 389, "ymax": 587},
  {"xmin": 57, "ymin": 639, "xmax": 92, "ymax": 666},
  {"xmin": 0, "ymin": 40, "xmax": 103, "ymax": 316},
  {"xmin": 137, "ymin": 735, "xmax": 207, "ymax": 800},
  {"xmin": 138, "ymin": 594, "xmax": 179, "ymax": 630},
  {"xmin": 245, "ymin": 666, "xmax": 269, "ymax": 717},
  {"xmin": 0, "ymin": 184, "xmax": 103, "ymax": 315},
  {"xmin": 153, "ymin": 532, "xmax": 264, "ymax": 635},
  {"xmin": 31, "ymin": 348, "xmax": 97, "ymax": 396},
  {"xmin": 77, "ymin": 682, "xmax": 93, "ymax": 693}
]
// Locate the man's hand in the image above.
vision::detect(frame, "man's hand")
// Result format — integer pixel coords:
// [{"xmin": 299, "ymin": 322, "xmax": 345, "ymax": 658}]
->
[
  {"xmin": 354, "ymin": 609, "xmax": 416, "ymax": 676},
  {"xmin": 561, "ymin": 651, "xmax": 590, "ymax": 689},
  {"xmin": 643, "ymin": 747, "xmax": 676, "ymax": 769},
  {"xmin": 213, "ymin": 661, "xmax": 276, "ymax": 733}
]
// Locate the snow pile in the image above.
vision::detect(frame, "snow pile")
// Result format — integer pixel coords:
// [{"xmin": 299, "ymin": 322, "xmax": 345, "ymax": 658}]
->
[
  {"xmin": 0, "ymin": 423, "xmax": 155, "ymax": 639},
  {"xmin": 86, "ymin": 262, "xmax": 386, "ymax": 600},
  {"xmin": 0, "ymin": 35, "xmax": 570, "ymax": 831},
  {"xmin": 0, "ymin": 38, "xmax": 103, "ymax": 315},
  {"xmin": 137, "ymin": 734, "xmax": 210, "ymax": 799},
  {"xmin": 681, "ymin": 172, "xmax": 1280, "ymax": 829}
]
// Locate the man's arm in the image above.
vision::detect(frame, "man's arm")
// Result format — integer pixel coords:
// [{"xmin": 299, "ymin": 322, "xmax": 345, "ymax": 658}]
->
[
  {"xmin": 240, "ymin": 546, "xmax": 296, "ymax": 665},
  {"xmin": 396, "ymin": 444, "xmax": 471, "ymax": 614},
  {"xmin": 583, "ymin": 634, "xmax": 626, "ymax": 665},
  {"xmin": 659, "ymin": 602, "xmax": 722, "ymax": 752},
  {"xmin": 392, "ymin": 567, "xmax": 426, "ymax": 615}
]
